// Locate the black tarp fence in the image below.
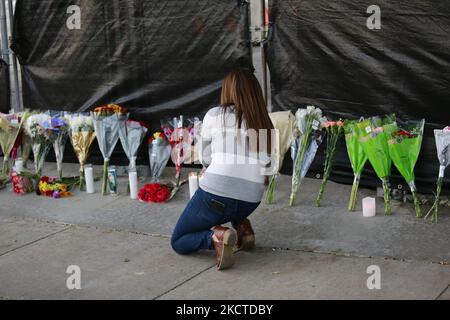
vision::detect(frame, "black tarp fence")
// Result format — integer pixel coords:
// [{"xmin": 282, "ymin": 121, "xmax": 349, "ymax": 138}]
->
[
  {"xmin": 268, "ymin": 0, "xmax": 450, "ymax": 193},
  {"xmin": 0, "ymin": 58, "xmax": 9, "ymax": 113},
  {"xmin": 11, "ymin": 0, "xmax": 252, "ymax": 164}
]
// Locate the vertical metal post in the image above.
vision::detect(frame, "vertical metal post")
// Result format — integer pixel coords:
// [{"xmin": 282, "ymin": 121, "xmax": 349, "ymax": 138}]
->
[
  {"xmin": 7, "ymin": 0, "xmax": 21, "ymax": 111},
  {"xmin": 0, "ymin": 0, "xmax": 9, "ymax": 64},
  {"xmin": 260, "ymin": 0, "xmax": 268, "ymax": 108}
]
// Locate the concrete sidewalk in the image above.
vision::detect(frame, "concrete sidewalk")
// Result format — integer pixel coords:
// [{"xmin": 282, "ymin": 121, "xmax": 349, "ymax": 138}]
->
[
  {"xmin": 0, "ymin": 163, "xmax": 449, "ymax": 299},
  {"xmin": 0, "ymin": 217, "xmax": 449, "ymax": 300}
]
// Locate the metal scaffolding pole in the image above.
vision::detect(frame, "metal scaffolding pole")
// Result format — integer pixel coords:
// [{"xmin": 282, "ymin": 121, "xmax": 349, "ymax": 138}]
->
[
  {"xmin": 0, "ymin": 0, "xmax": 20, "ymax": 112},
  {"xmin": 260, "ymin": 0, "xmax": 268, "ymax": 108},
  {"xmin": 0, "ymin": 0, "xmax": 9, "ymax": 64},
  {"xmin": 6, "ymin": 0, "xmax": 21, "ymax": 111}
]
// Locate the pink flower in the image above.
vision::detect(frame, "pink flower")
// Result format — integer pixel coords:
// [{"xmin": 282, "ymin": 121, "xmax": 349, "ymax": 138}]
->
[{"xmin": 373, "ymin": 127, "xmax": 384, "ymax": 134}]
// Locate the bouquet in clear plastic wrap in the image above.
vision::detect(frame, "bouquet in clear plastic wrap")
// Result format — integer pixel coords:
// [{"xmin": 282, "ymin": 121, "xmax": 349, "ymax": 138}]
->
[
  {"xmin": 92, "ymin": 104, "xmax": 126, "ymax": 195},
  {"xmin": 161, "ymin": 116, "xmax": 199, "ymax": 196},
  {"xmin": 289, "ymin": 106, "xmax": 324, "ymax": 206},
  {"xmin": 47, "ymin": 111, "xmax": 70, "ymax": 180},
  {"xmin": 10, "ymin": 126, "xmax": 23, "ymax": 162},
  {"xmin": 265, "ymin": 111, "xmax": 296, "ymax": 204},
  {"xmin": 148, "ymin": 132, "xmax": 171, "ymax": 183},
  {"xmin": 355, "ymin": 115, "xmax": 395, "ymax": 215},
  {"xmin": 24, "ymin": 113, "xmax": 53, "ymax": 177},
  {"xmin": 21, "ymin": 129, "xmax": 32, "ymax": 168},
  {"xmin": 0, "ymin": 112, "xmax": 25, "ymax": 180},
  {"xmin": 297, "ymin": 130, "xmax": 324, "ymax": 180},
  {"xmin": 316, "ymin": 120, "xmax": 344, "ymax": 207},
  {"xmin": 68, "ymin": 113, "xmax": 96, "ymax": 190},
  {"xmin": 344, "ymin": 120, "xmax": 368, "ymax": 211},
  {"xmin": 386, "ymin": 119, "xmax": 425, "ymax": 218},
  {"xmin": 118, "ymin": 116, "xmax": 148, "ymax": 170},
  {"xmin": 425, "ymin": 127, "xmax": 450, "ymax": 223}
]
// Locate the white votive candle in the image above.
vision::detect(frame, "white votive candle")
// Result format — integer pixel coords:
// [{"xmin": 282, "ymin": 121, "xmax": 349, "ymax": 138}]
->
[
  {"xmin": 85, "ymin": 165, "xmax": 95, "ymax": 194},
  {"xmin": 14, "ymin": 158, "xmax": 23, "ymax": 174},
  {"xmin": 129, "ymin": 170, "xmax": 139, "ymax": 200},
  {"xmin": 189, "ymin": 172, "xmax": 199, "ymax": 199},
  {"xmin": 363, "ymin": 197, "xmax": 376, "ymax": 217}
]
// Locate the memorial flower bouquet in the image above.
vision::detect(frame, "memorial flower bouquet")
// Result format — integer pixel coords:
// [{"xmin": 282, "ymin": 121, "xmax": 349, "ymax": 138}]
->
[
  {"xmin": 344, "ymin": 120, "xmax": 368, "ymax": 211},
  {"xmin": 425, "ymin": 127, "xmax": 450, "ymax": 223},
  {"xmin": 118, "ymin": 116, "xmax": 148, "ymax": 170},
  {"xmin": 24, "ymin": 113, "xmax": 53, "ymax": 177},
  {"xmin": 355, "ymin": 115, "xmax": 395, "ymax": 215},
  {"xmin": 68, "ymin": 113, "xmax": 96, "ymax": 190},
  {"xmin": 138, "ymin": 183, "xmax": 171, "ymax": 203},
  {"xmin": 10, "ymin": 131, "xmax": 22, "ymax": 162},
  {"xmin": 161, "ymin": 116, "xmax": 198, "ymax": 198},
  {"xmin": 11, "ymin": 170, "xmax": 35, "ymax": 195},
  {"xmin": 47, "ymin": 111, "xmax": 70, "ymax": 180},
  {"xmin": 289, "ymin": 106, "xmax": 324, "ymax": 206},
  {"xmin": 38, "ymin": 176, "xmax": 72, "ymax": 199},
  {"xmin": 387, "ymin": 119, "xmax": 425, "ymax": 218},
  {"xmin": 20, "ymin": 129, "xmax": 32, "ymax": 168},
  {"xmin": 265, "ymin": 111, "xmax": 296, "ymax": 204},
  {"xmin": 0, "ymin": 112, "xmax": 25, "ymax": 180},
  {"xmin": 92, "ymin": 104, "xmax": 126, "ymax": 195},
  {"xmin": 148, "ymin": 132, "xmax": 172, "ymax": 183},
  {"xmin": 316, "ymin": 119, "xmax": 344, "ymax": 207}
]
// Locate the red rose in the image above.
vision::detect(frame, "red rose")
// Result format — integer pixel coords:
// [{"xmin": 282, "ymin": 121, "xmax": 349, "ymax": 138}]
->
[
  {"xmin": 138, "ymin": 189, "xmax": 151, "ymax": 202},
  {"xmin": 41, "ymin": 176, "xmax": 49, "ymax": 183},
  {"xmin": 145, "ymin": 184, "xmax": 160, "ymax": 194},
  {"xmin": 138, "ymin": 184, "xmax": 171, "ymax": 203},
  {"xmin": 138, "ymin": 184, "xmax": 157, "ymax": 202},
  {"xmin": 156, "ymin": 187, "xmax": 170, "ymax": 202}
]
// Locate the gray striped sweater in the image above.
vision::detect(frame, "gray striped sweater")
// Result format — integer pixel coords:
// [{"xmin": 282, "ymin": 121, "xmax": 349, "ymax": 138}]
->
[{"xmin": 198, "ymin": 106, "xmax": 270, "ymax": 203}]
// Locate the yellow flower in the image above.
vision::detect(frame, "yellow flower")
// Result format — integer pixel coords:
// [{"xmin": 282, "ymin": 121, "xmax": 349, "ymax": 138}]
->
[
  {"xmin": 153, "ymin": 132, "xmax": 162, "ymax": 140},
  {"xmin": 39, "ymin": 181, "xmax": 70, "ymax": 194}
]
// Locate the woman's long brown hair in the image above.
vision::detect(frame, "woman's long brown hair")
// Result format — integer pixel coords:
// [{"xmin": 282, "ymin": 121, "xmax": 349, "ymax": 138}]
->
[{"xmin": 220, "ymin": 68, "xmax": 274, "ymax": 152}]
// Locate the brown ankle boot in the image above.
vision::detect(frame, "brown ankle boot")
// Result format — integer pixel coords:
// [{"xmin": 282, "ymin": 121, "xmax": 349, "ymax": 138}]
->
[
  {"xmin": 211, "ymin": 226, "xmax": 237, "ymax": 270},
  {"xmin": 235, "ymin": 219, "xmax": 255, "ymax": 251}
]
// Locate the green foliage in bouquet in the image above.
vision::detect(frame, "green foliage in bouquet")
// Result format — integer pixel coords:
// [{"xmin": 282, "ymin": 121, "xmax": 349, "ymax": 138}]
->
[
  {"xmin": 386, "ymin": 119, "xmax": 425, "ymax": 218},
  {"xmin": 0, "ymin": 113, "xmax": 25, "ymax": 180},
  {"xmin": 316, "ymin": 120, "xmax": 344, "ymax": 207},
  {"xmin": 289, "ymin": 106, "xmax": 324, "ymax": 207},
  {"xmin": 344, "ymin": 120, "xmax": 368, "ymax": 211},
  {"xmin": 355, "ymin": 115, "xmax": 395, "ymax": 215}
]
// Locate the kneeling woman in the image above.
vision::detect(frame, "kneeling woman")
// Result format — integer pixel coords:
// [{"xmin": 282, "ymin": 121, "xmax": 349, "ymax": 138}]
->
[{"xmin": 171, "ymin": 68, "xmax": 273, "ymax": 270}]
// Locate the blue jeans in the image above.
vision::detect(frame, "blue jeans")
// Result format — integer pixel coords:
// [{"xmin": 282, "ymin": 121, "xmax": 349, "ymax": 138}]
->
[{"xmin": 171, "ymin": 188, "xmax": 260, "ymax": 254}]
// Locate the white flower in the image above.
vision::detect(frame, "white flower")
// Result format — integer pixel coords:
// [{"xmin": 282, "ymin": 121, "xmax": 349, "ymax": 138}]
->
[
  {"xmin": 295, "ymin": 108, "xmax": 308, "ymax": 135},
  {"xmin": 295, "ymin": 106, "xmax": 324, "ymax": 135},
  {"xmin": 24, "ymin": 113, "xmax": 52, "ymax": 139},
  {"xmin": 306, "ymin": 105, "xmax": 323, "ymax": 118},
  {"xmin": 306, "ymin": 105, "xmax": 316, "ymax": 113},
  {"xmin": 69, "ymin": 114, "xmax": 94, "ymax": 131}
]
